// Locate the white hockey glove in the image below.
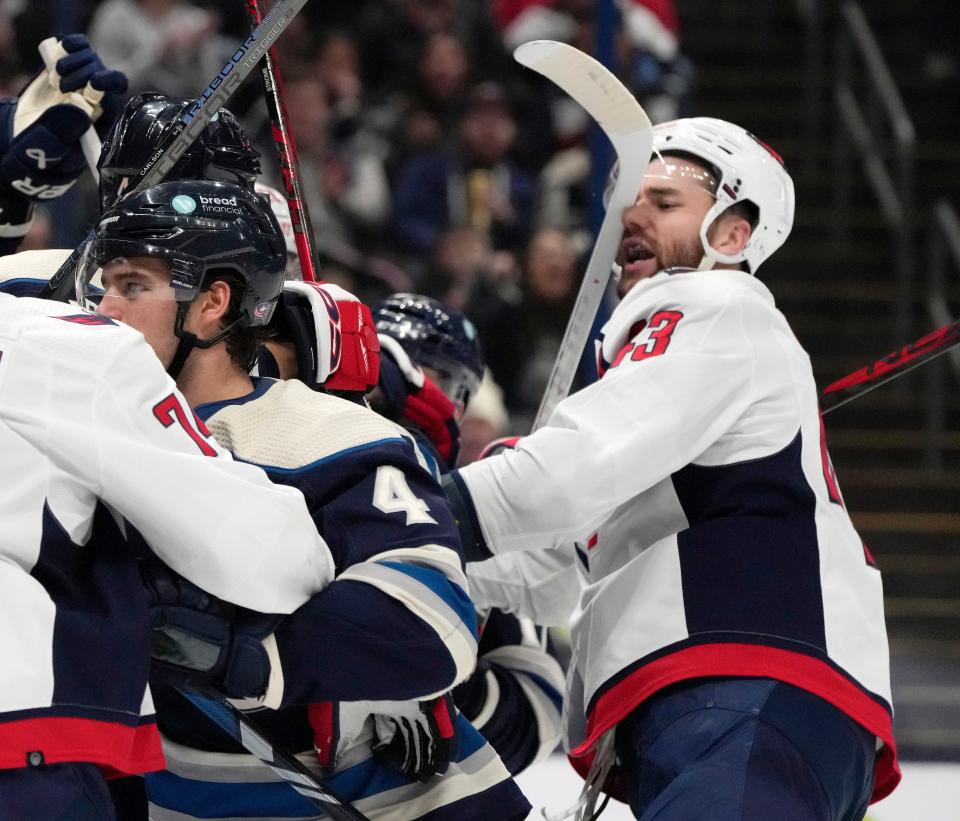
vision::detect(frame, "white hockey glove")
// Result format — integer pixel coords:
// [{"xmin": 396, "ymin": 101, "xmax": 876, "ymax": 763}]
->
[{"xmin": 0, "ymin": 34, "xmax": 127, "ymax": 202}]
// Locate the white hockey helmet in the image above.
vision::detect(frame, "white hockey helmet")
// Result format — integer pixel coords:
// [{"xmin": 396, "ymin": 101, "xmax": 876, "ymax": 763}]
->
[{"xmin": 651, "ymin": 117, "xmax": 795, "ymax": 273}]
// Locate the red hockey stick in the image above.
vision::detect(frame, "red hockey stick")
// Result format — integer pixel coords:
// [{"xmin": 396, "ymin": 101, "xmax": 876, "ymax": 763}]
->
[
  {"xmin": 244, "ymin": 0, "xmax": 320, "ymax": 283},
  {"xmin": 821, "ymin": 318, "xmax": 960, "ymax": 413}
]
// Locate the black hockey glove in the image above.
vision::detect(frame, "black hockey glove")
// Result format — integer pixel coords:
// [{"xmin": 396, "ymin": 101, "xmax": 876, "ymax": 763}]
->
[
  {"xmin": 142, "ymin": 559, "xmax": 281, "ymax": 699},
  {"xmin": 311, "ymin": 694, "xmax": 459, "ymax": 782},
  {"xmin": 371, "ymin": 694, "xmax": 459, "ymax": 782}
]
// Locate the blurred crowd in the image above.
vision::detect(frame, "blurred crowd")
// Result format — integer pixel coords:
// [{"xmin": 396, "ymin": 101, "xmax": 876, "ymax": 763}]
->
[{"xmin": 0, "ymin": 0, "xmax": 694, "ymax": 435}]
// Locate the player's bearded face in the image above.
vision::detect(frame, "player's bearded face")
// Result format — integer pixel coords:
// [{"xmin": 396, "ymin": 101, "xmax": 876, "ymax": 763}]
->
[
  {"xmin": 616, "ymin": 157, "xmax": 716, "ymax": 298},
  {"xmin": 97, "ymin": 256, "xmax": 182, "ymax": 368}
]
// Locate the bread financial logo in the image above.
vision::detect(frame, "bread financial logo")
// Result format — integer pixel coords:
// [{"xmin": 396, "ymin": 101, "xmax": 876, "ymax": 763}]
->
[
  {"xmin": 198, "ymin": 194, "xmax": 242, "ymax": 215},
  {"xmin": 172, "ymin": 195, "xmax": 197, "ymax": 215}
]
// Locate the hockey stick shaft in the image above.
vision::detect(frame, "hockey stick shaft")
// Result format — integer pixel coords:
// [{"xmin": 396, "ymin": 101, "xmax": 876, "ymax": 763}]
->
[
  {"xmin": 39, "ymin": 0, "xmax": 311, "ymax": 302},
  {"xmin": 37, "ymin": 38, "xmax": 101, "ymax": 182},
  {"xmin": 244, "ymin": 0, "xmax": 320, "ymax": 283},
  {"xmin": 513, "ymin": 41, "xmax": 652, "ymax": 431},
  {"xmin": 821, "ymin": 317, "xmax": 960, "ymax": 414},
  {"xmin": 178, "ymin": 689, "xmax": 370, "ymax": 821}
]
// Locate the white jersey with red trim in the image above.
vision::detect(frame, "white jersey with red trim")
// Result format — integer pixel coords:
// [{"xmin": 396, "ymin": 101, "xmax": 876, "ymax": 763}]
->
[
  {"xmin": 454, "ymin": 268, "xmax": 899, "ymax": 802},
  {"xmin": 0, "ymin": 293, "xmax": 331, "ymax": 775}
]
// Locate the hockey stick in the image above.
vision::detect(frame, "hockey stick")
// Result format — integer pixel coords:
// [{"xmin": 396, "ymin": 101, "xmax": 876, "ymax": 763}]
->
[
  {"xmin": 39, "ymin": 0, "xmax": 311, "ymax": 302},
  {"xmin": 821, "ymin": 317, "xmax": 960, "ymax": 414},
  {"xmin": 178, "ymin": 689, "xmax": 370, "ymax": 821},
  {"xmin": 244, "ymin": 0, "xmax": 320, "ymax": 283},
  {"xmin": 514, "ymin": 41, "xmax": 652, "ymax": 431},
  {"xmin": 37, "ymin": 38, "xmax": 101, "ymax": 182}
]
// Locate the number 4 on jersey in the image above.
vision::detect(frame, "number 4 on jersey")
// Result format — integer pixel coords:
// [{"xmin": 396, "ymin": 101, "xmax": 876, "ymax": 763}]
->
[{"xmin": 373, "ymin": 466, "xmax": 438, "ymax": 526}]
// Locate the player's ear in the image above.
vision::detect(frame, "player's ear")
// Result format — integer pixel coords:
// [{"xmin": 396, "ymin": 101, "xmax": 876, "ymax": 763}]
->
[
  {"xmin": 708, "ymin": 212, "xmax": 752, "ymax": 258},
  {"xmin": 192, "ymin": 279, "xmax": 233, "ymax": 332}
]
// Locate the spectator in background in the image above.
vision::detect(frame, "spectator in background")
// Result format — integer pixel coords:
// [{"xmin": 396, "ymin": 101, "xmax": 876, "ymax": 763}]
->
[
  {"xmin": 315, "ymin": 30, "xmax": 364, "ymax": 123},
  {"xmin": 477, "ymin": 226, "xmax": 578, "ymax": 430},
  {"xmin": 384, "ymin": 31, "xmax": 473, "ymax": 169},
  {"xmin": 0, "ymin": 5, "xmax": 18, "ymax": 89},
  {"xmin": 459, "ymin": 369, "xmax": 511, "ymax": 465},
  {"xmin": 88, "ymin": 0, "xmax": 232, "ymax": 97},
  {"xmin": 357, "ymin": 0, "xmax": 511, "ymax": 95},
  {"xmin": 424, "ymin": 225, "xmax": 521, "ymax": 313},
  {"xmin": 496, "ymin": 0, "xmax": 692, "ymax": 123},
  {"xmin": 260, "ymin": 71, "xmax": 391, "ymax": 267},
  {"xmin": 392, "ymin": 82, "xmax": 535, "ymax": 268}
]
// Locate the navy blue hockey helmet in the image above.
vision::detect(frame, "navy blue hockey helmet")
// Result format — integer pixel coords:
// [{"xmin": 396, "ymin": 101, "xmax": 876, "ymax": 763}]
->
[
  {"xmin": 78, "ymin": 180, "xmax": 286, "ymax": 371},
  {"xmin": 374, "ymin": 293, "xmax": 484, "ymax": 408},
  {"xmin": 97, "ymin": 93, "xmax": 261, "ymax": 212}
]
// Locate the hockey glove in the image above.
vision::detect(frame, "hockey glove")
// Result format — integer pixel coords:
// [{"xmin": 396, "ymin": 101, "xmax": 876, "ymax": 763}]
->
[
  {"xmin": 0, "ymin": 34, "xmax": 127, "ymax": 203},
  {"xmin": 142, "ymin": 559, "xmax": 280, "ymax": 699},
  {"xmin": 310, "ymin": 695, "xmax": 458, "ymax": 782},
  {"xmin": 372, "ymin": 694, "xmax": 458, "ymax": 782},
  {"xmin": 270, "ymin": 280, "xmax": 380, "ymax": 393},
  {"xmin": 377, "ymin": 335, "xmax": 461, "ymax": 467},
  {"xmin": 478, "ymin": 435, "xmax": 523, "ymax": 460}
]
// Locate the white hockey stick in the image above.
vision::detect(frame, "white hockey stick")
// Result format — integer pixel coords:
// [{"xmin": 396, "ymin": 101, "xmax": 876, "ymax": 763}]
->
[{"xmin": 514, "ymin": 40, "xmax": 652, "ymax": 431}]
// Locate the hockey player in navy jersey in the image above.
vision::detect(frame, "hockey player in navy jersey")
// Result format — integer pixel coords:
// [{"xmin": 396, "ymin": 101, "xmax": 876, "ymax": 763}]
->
[
  {"xmin": 258, "ymin": 276, "xmax": 570, "ymax": 780},
  {"xmin": 371, "ymin": 294, "xmax": 567, "ymax": 775},
  {"xmin": 79, "ymin": 178, "xmax": 531, "ymax": 820},
  {"xmin": 444, "ymin": 117, "xmax": 899, "ymax": 820}
]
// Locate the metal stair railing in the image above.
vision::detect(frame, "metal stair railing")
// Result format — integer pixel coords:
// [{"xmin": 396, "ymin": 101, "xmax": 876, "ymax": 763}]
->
[
  {"xmin": 795, "ymin": 0, "xmax": 824, "ymax": 178},
  {"xmin": 833, "ymin": 0, "xmax": 916, "ymax": 349},
  {"xmin": 925, "ymin": 199, "xmax": 960, "ymax": 468}
]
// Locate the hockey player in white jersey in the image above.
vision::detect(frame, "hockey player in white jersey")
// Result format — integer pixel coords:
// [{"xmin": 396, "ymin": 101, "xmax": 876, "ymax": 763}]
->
[
  {"xmin": 78, "ymin": 178, "xmax": 531, "ymax": 820},
  {"xmin": 443, "ymin": 117, "xmax": 899, "ymax": 819},
  {"xmin": 0, "ymin": 288, "xmax": 334, "ymax": 818}
]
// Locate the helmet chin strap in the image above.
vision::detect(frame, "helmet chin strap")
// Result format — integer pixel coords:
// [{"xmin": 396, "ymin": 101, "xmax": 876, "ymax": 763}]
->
[
  {"xmin": 168, "ymin": 302, "xmax": 199, "ymax": 380},
  {"xmin": 167, "ymin": 300, "xmax": 246, "ymax": 379}
]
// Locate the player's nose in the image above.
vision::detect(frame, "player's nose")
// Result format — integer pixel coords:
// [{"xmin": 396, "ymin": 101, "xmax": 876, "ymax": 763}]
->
[
  {"xmin": 97, "ymin": 297, "xmax": 123, "ymax": 320},
  {"xmin": 621, "ymin": 196, "xmax": 649, "ymax": 232}
]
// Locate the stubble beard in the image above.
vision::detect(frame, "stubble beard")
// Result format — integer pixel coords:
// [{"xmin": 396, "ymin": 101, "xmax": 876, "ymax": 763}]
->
[{"xmin": 616, "ymin": 234, "xmax": 705, "ymax": 299}]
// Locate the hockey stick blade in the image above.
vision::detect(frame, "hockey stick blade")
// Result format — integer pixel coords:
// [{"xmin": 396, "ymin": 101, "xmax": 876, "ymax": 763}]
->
[
  {"xmin": 39, "ymin": 0, "xmax": 310, "ymax": 302},
  {"xmin": 514, "ymin": 41, "xmax": 652, "ymax": 430},
  {"xmin": 821, "ymin": 318, "xmax": 960, "ymax": 414},
  {"xmin": 179, "ymin": 689, "xmax": 370, "ymax": 820}
]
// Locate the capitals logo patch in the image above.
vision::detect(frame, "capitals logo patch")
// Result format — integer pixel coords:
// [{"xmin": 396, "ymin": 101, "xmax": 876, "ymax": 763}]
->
[{"xmin": 56, "ymin": 313, "xmax": 117, "ymax": 327}]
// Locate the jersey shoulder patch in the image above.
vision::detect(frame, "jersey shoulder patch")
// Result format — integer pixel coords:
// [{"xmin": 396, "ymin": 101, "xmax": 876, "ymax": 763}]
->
[{"xmin": 55, "ymin": 313, "xmax": 117, "ymax": 327}]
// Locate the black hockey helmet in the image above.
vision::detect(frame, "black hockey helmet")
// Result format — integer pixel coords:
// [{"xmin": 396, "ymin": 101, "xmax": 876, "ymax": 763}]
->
[
  {"xmin": 97, "ymin": 92, "xmax": 261, "ymax": 212},
  {"xmin": 78, "ymin": 179, "xmax": 286, "ymax": 375},
  {"xmin": 373, "ymin": 293, "xmax": 484, "ymax": 408}
]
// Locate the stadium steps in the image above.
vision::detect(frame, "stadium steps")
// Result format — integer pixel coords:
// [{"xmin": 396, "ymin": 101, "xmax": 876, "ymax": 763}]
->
[{"xmin": 676, "ymin": 0, "xmax": 960, "ymax": 759}]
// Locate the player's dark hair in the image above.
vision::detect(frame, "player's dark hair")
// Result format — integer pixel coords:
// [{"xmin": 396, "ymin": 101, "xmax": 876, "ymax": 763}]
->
[{"xmin": 203, "ymin": 269, "xmax": 268, "ymax": 372}]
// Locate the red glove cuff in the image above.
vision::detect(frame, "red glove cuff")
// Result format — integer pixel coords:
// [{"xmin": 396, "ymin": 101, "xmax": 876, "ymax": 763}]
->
[
  {"xmin": 404, "ymin": 377, "xmax": 460, "ymax": 466},
  {"xmin": 478, "ymin": 435, "xmax": 523, "ymax": 460},
  {"xmin": 324, "ymin": 300, "xmax": 381, "ymax": 394}
]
